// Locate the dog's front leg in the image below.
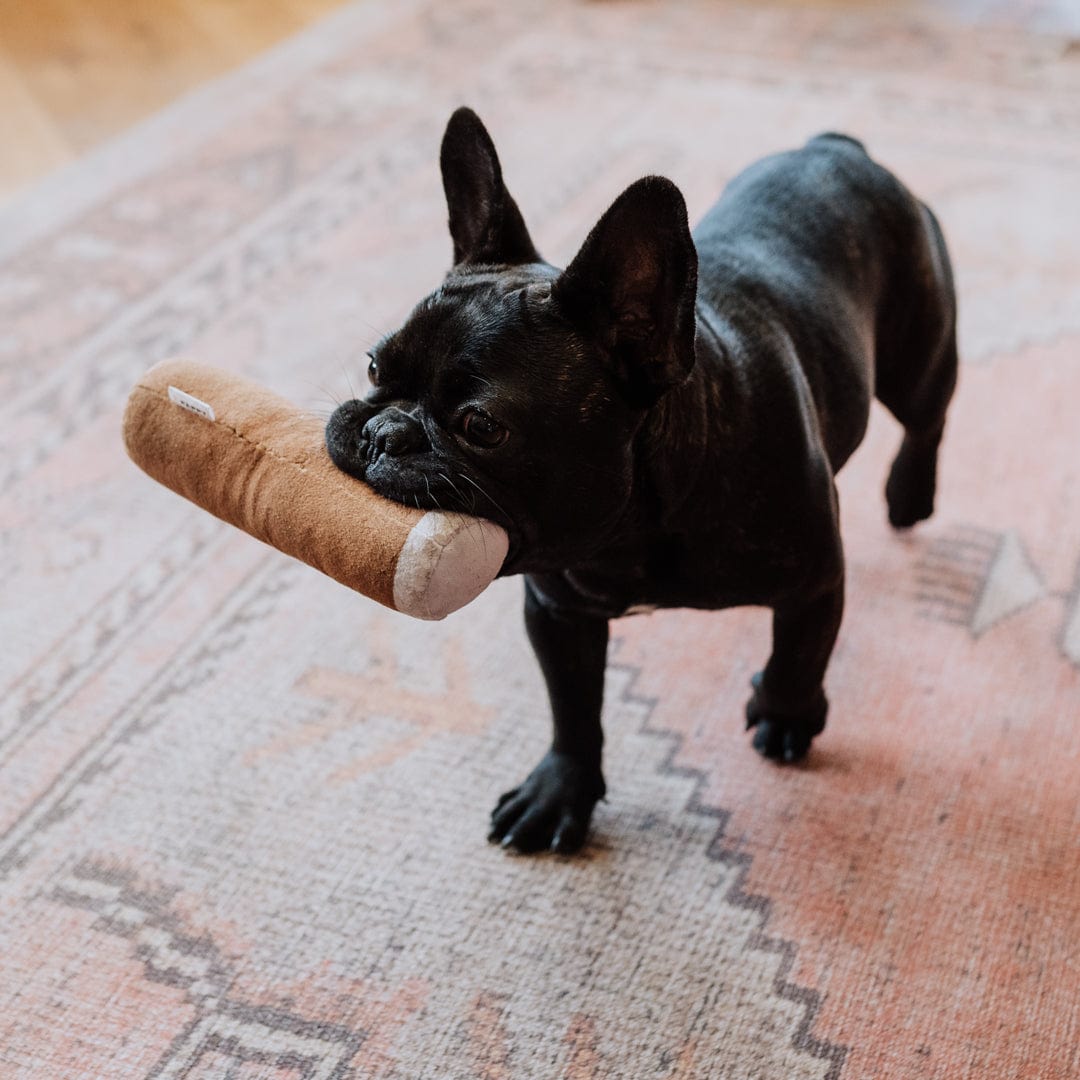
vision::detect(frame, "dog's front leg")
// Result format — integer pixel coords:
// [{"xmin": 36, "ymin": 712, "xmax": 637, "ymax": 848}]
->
[
  {"xmin": 488, "ymin": 579, "xmax": 608, "ymax": 854},
  {"xmin": 746, "ymin": 569, "xmax": 845, "ymax": 763}
]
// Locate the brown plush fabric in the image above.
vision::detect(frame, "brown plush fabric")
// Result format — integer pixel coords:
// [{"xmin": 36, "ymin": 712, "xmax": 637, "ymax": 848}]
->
[{"xmin": 123, "ymin": 358, "xmax": 422, "ymax": 611}]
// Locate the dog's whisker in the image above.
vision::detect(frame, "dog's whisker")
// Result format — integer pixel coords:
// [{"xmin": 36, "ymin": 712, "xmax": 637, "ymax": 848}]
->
[
  {"xmin": 438, "ymin": 470, "xmax": 469, "ymax": 511},
  {"xmin": 458, "ymin": 470, "xmax": 513, "ymax": 525},
  {"xmin": 340, "ymin": 362, "xmax": 359, "ymax": 403},
  {"xmin": 439, "ymin": 470, "xmax": 487, "ymax": 556},
  {"xmin": 353, "ymin": 316, "xmax": 385, "ymax": 337},
  {"xmin": 299, "ymin": 380, "xmax": 345, "ymax": 413},
  {"xmin": 423, "ymin": 474, "xmax": 444, "ymax": 513}
]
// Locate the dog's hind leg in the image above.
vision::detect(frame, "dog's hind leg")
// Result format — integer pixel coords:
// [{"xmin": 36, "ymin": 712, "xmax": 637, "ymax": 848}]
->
[
  {"xmin": 877, "ymin": 204, "xmax": 959, "ymax": 529},
  {"xmin": 883, "ymin": 385, "xmax": 952, "ymax": 528}
]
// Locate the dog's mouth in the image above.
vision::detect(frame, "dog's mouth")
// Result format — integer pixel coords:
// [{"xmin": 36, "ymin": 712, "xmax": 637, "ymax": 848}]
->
[
  {"xmin": 364, "ymin": 463, "xmax": 524, "ymax": 574},
  {"xmin": 325, "ymin": 402, "xmax": 522, "ymax": 569}
]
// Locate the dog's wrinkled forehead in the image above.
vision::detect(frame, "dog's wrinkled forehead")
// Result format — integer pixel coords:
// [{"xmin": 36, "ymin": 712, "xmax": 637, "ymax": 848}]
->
[{"xmin": 385, "ymin": 265, "xmax": 568, "ymax": 386}]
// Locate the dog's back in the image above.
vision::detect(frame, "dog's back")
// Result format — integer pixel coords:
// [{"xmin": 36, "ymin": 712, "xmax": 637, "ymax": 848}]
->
[{"xmin": 693, "ymin": 134, "xmax": 956, "ymax": 476}]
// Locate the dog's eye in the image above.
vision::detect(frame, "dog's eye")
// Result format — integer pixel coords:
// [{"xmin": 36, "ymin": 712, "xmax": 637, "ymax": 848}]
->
[
  {"xmin": 367, "ymin": 355, "xmax": 379, "ymax": 386},
  {"xmin": 461, "ymin": 408, "xmax": 509, "ymax": 449}
]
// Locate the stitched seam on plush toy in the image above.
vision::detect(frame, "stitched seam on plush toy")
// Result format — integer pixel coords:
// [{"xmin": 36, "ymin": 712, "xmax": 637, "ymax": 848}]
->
[{"xmin": 134, "ymin": 381, "xmax": 416, "ymax": 520}]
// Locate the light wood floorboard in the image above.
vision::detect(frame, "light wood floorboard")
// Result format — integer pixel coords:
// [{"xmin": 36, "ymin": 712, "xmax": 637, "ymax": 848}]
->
[{"xmin": 0, "ymin": 0, "xmax": 347, "ymax": 201}]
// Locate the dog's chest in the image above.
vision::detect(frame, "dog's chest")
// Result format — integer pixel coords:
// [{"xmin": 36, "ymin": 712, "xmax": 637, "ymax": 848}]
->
[{"xmin": 535, "ymin": 530, "xmax": 807, "ymax": 619}]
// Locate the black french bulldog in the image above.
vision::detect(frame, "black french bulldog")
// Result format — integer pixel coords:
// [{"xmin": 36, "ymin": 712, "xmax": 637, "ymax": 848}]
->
[{"xmin": 326, "ymin": 108, "xmax": 957, "ymax": 855}]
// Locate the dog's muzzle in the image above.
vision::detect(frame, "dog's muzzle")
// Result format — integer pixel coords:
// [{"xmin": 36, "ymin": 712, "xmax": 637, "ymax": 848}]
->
[{"xmin": 362, "ymin": 406, "xmax": 428, "ymax": 462}]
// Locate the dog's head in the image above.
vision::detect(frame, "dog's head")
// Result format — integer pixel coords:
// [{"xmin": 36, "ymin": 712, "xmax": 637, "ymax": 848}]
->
[{"xmin": 326, "ymin": 108, "xmax": 698, "ymax": 573}]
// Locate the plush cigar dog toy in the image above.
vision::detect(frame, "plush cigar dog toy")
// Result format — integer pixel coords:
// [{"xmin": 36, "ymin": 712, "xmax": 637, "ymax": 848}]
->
[
  {"xmin": 325, "ymin": 109, "xmax": 958, "ymax": 854},
  {"xmin": 123, "ymin": 359, "xmax": 508, "ymax": 620}
]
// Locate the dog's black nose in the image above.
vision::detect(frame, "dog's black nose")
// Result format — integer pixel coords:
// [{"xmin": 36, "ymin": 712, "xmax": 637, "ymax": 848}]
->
[{"xmin": 362, "ymin": 407, "xmax": 427, "ymax": 459}]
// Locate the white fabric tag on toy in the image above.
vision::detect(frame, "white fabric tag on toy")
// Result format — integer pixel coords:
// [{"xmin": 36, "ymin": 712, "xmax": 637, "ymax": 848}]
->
[{"xmin": 167, "ymin": 385, "xmax": 216, "ymax": 421}]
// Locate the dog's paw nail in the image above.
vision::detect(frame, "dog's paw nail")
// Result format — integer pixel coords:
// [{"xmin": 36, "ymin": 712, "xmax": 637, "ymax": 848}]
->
[
  {"xmin": 550, "ymin": 833, "xmax": 579, "ymax": 855},
  {"xmin": 551, "ymin": 813, "xmax": 587, "ymax": 854}
]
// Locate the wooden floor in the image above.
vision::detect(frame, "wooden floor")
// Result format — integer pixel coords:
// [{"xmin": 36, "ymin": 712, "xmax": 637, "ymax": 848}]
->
[{"xmin": 0, "ymin": 0, "xmax": 347, "ymax": 202}]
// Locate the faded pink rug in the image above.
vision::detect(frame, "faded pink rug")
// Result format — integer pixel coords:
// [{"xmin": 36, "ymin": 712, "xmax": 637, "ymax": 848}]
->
[{"xmin": 2, "ymin": 2, "xmax": 1079, "ymax": 1077}]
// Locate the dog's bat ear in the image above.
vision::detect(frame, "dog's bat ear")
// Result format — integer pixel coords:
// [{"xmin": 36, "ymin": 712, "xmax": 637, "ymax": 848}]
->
[
  {"xmin": 440, "ymin": 107, "xmax": 541, "ymax": 267},
  {"xmin": 553, "ymin": 176, "xmax": 698, "ymax": 407}
]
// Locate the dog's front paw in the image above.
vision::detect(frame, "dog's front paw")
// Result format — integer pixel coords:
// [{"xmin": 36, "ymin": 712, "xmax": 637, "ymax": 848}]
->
[
  {"xmin": 488, "ymin": 750, "xmax": 605, "ymax": 854},
  {"xmin": 744, "ymin": 672, "xmax": 827, "ymax": 763}
]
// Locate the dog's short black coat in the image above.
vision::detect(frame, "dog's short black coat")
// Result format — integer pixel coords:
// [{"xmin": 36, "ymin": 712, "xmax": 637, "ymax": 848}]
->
[{"xmin": 327, "ymin": 108, "xmax": 957, "ymax": 854}]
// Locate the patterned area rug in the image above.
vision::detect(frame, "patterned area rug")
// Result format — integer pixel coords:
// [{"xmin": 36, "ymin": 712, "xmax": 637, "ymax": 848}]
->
[{"xmin": 2, "ymin": 2, "xmax": 1078, "ymax": 1077}]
